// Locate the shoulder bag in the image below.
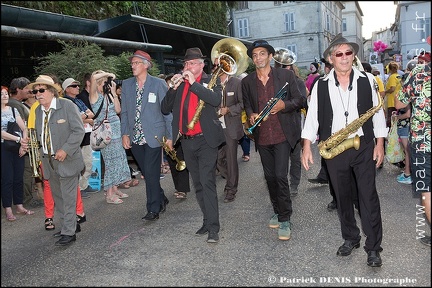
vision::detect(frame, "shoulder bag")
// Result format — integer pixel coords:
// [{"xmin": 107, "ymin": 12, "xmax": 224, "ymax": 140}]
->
[
  {"xmin": 4, "ymin": 107, "xmax": 22, "ymax": 153},
  {"xmin": 90, "ymin": 96, "xmax": 112, "ymax": 150},
  {"xmin": 385, "ymin": 117, "xmax": 405, "ymax": 164}
]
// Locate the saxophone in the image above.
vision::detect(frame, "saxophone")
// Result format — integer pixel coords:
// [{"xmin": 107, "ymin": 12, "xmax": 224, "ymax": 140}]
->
[{"xmin": 318, "ymin": 79, "xmax": 382, "ymax": 159}]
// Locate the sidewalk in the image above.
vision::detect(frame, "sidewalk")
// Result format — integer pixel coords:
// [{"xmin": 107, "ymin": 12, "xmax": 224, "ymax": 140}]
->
[{"xmin": 1, "ymin": 144, "xmax": 430, "ymax": 287}]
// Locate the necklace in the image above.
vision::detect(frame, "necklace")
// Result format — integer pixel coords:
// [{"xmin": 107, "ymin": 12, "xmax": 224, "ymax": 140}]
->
[{"xmin": 337, "ymin": 87, "xmax": 351, "ymax": 127}]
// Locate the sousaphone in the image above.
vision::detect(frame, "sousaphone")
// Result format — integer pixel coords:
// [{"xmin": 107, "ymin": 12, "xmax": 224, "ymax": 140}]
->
[{"xmin": 273, "ymin": 47, "xmax": 297, "ymax": 66}]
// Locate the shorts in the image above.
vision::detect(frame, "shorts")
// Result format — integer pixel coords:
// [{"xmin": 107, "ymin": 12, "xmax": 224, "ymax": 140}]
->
[
  {"xmin": 397, "ymin": 126, "xmax": 409, "ymax": 138},
  {"xmin": 410, "ymin": 145, "xmax": 431, "ymax": 198}
]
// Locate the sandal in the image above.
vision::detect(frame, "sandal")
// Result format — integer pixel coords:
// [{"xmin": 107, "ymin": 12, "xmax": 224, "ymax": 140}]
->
[
  {"xmin": 106, "ymin": 195, "xmax": 123, "ymax": 204},
  {"xmin": 45, "ymin": 218, "xmax": 55, "ymax": 230},
  {"xmin": 118, "ymin": 182, "xmax": 131, "ymax": 189},
  {"xmin": 174, "ymin": 192, "xmax": 187, "ymax": 199},
  {"xmin": 115, "ymin": 191, "xmax": 129, "ymax": 199},
  {"xmin": 242, "ymin": 155, "xmax": 250, "ymax": 162},
  {"xmin": 16, "ymin": 209, "xmax": 35, "ymax": 215},
  {"xmin": 129, "ymin": 179, "xmax": 139, "ymax": 187},
  {"xmin": 6, "ymin": 213, "xmax": 17, "ymax": 221}
]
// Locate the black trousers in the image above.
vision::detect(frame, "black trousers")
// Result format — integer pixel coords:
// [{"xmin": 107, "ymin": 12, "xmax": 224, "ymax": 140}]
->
[
  {"xmin": 131, "ymin": 143, "xmax": 165, "ymax": 214},
  {"xmin": 181, "ymin": 135, "xmax": 220, "ymax": 233},
  {"xmin": 326, "ymin": 138, "xmax": 383, "ymax": 252},
  {"xmin": 257, "ymin": 140, "xmax": 292, "ymax": 222}
]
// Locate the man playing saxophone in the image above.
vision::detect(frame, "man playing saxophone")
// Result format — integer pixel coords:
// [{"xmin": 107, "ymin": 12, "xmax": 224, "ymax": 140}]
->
[
  {"xmin": 301, "ymin": 34, "xmax": 388, "ymax": 267},
  {"xmin": 242, "ymin": 40, "xmax": 304, "ymax": 241},
  {"xmin": 161, "ymin": 47, "xmax": 224, "ymax": 244}
]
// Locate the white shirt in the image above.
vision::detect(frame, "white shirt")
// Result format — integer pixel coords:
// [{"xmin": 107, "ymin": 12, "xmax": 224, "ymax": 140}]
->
[
  {"xmin": 41, "ymin": 100, "xmax": 57, "ymax": 155},
  {"xmin": 302, "ymin": 68, "xmax": 388, "ymax": 144}
]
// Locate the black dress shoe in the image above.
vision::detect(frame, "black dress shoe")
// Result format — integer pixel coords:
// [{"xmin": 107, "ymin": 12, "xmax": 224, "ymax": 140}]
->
[
  {"xmin": 207, "ymin": 232, "xmax": 219, "ymax": 243},
  {"xmin": 337, "ymin": 239, "xmax": 361, "ymax": 256},
  {"xmin": 367, "ymin": 250, "xmax": 382, "ymax": 267},
  {"xmin": 55, "ymin": 234, "xmax": 76, "ymax": 246},
  {"xmin": 327, "ymin": 200, "xmax": 337, "ymax": 211},
  {"xmin": 195, "ymin": 225, "xmax": 208, "ymax": 236},
  {"xmin": 160, "ymin": 197, "xmax": 169, "ymax": 213},
  {"xmin": 308, "ymin": 177, "xmax": 329, "ymax": 184},
  {"xmin": 142, "ymin": 212, "xmax": 159, "ymax": 221},
  {"xmin": 53, "ymin": 223, "xmax": 81, "ymax": 237},
  {"xmin": 77, "ymin": 214, "xmax": 86, "ymax": 224}
]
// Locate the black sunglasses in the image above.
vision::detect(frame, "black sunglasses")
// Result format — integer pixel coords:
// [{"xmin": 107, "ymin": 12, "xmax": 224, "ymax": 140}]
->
[
  {"xmin": 68, "ymin": 84, "xmax": 79, "ymax": 88},
  {"xmin": 32, "ymin": 88, "xmax": 46, "ymax": 94}
]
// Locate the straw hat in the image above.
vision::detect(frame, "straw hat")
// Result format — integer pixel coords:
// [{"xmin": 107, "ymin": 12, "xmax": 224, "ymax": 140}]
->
[{"xmin": 25, "ymin": 75, "xmax": 62, "ymax": 93}]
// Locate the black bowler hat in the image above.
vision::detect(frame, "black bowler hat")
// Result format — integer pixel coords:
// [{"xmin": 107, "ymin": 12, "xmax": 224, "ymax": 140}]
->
[
  {"xmin": 247, "ymin": 39, "xmax": 276, "ymax": 58},
  {"xmin": 183, "ymin": 48, "xmax": 206, "ymax": 61},
  {"xmin": 323, "ymin": 33, "xmax": 359, "ymax": 59}
]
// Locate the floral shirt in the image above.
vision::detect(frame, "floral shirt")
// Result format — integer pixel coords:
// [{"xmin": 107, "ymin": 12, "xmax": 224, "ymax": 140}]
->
[{"xmin": 397, "ymin": 63, "xmax": 431, "ymax": 153}]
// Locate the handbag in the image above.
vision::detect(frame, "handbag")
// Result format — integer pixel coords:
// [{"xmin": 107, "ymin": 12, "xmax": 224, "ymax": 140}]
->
[
  {"xmin": 385, "ymin": 118, "xmax": 405, "ymax": 164},
  {"xmin": 90, "ymin": 96, "xmax": 112, "ymax": 150},
  {"xmin": 4, "ymin": 108, "xmax": 22, "ymax": 153}
]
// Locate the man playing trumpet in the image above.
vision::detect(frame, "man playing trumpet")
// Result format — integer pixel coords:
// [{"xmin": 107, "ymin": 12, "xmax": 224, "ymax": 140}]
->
[{"xmin": 161, "ymin": 47, "xmax": 224, "ymax": 243}]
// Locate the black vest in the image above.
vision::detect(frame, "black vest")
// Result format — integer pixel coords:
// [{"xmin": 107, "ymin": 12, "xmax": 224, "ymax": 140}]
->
[{"xmin": 317, "ymin": 72, "xmax": 374, "ymax": 144}]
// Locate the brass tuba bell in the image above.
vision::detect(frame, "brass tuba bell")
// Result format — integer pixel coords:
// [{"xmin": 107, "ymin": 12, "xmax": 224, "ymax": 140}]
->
[
  {"xmin": 273, "ymin": 47, "xmax": 297, "ymax": 66},
  {"xmin": 187, "ymin": 38, "xmax": 249, "ymax": 130},
  {"xmin": 210, "ymin": 38, "xmax": 249, "ymax": 78}
]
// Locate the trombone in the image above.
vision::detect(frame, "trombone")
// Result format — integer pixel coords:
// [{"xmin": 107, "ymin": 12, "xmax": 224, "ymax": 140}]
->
[{"xmin": 155, "ymin": 136, "xmax": 186, "ymax": 171}]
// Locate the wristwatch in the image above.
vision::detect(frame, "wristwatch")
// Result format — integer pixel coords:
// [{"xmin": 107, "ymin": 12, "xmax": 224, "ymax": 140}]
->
[{"xmin": 16, "ymin": 136, "xmax": 21, "ymax": 143}]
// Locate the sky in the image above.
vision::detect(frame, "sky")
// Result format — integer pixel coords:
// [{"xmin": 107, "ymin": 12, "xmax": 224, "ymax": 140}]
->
[{"xmin": 358, "ymin": 1, "xmax": 398, "ymax": 39}]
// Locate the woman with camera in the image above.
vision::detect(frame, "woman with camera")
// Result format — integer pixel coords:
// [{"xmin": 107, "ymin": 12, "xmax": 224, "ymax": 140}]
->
[{"xmin": 89, "ymin": 70, "xmax": 131, "ymax": 204}]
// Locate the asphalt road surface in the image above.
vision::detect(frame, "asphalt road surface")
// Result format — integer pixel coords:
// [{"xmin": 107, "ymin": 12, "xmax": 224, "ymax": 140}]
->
[{"xmin": 1, "ymin": 143, "xmax": 430, "ymax": 287}]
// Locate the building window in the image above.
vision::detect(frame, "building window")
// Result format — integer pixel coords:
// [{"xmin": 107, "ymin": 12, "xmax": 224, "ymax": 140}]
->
[
  {"xmin": 287, "ymin": 44, "xmax": 297, "ymax": 57},
  {"xmin": 342, "ymin": 18, "xmax": 347, "ymax": 32},
  {"xmin": 326, "ymin": 14, "xmax": 330, "ymax": 31},
  {"xmin": 238, "ymin": 18, "xmax": 249, "ymax": 38},
  {"xmin": 237, "ymin": 1, "xmax": 248, "ymax": 10},
  {"xmin": 419, "ymin": 18, "xmax": 430, "ymax": 41},
  {"xmin": 284, "ymin": 12, "xmax": 295, "ymax": 32}
]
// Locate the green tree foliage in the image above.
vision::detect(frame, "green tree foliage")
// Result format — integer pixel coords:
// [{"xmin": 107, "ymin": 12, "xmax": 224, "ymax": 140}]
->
[
  {"xmin": 2, "ymin": 1, "xmax": 232, "ymax": 35},
  {"xmin": 33, "ymin": 40, "xmax": 160, "ymax": 83}
]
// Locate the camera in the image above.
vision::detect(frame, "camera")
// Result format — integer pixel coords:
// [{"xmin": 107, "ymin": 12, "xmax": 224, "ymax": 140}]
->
[
  {"xmin": 114, "ymin": 79, "xmax": 123, "ymax": 87},
  {"xmin": 103, "ymin": 76, "xmax": 114, "ymax": 95}
]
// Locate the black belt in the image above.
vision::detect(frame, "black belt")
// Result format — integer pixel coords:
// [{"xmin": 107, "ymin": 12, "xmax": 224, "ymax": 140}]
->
[{"xmin": 182, "ymin": 133, "xmax": 204, "ymax": 140}]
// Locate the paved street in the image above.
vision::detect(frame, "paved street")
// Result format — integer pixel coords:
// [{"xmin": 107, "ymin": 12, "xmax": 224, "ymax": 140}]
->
[{"xmin": 1, "ymin": 143, "xmax": 431, "ymax": 287}]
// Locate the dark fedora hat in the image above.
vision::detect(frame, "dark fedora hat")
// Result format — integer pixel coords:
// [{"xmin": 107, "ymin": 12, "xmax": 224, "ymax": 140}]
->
[
  {"xmin": 183, "ymin": 47, "xmax": 206, "ymax": 61},
  {"xmin": 247, "ymin": 39, "xmax": 275, "ymax": 58},
  {"xmin": 323, "ymin": 33, "xmax": 359, "ymax": 59}
]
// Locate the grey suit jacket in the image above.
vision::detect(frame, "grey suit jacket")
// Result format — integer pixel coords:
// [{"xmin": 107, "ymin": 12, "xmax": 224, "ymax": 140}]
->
[
  {"xmin": 221, "ymin": 76, "xmax": 244, "ymax": 141},
  {"xmin": 35, "ymin": 98, "xmax": 85, "ymax": 179},
  {"xmin": 120, "ymin": 75, "xmax": 172, "ymax": 148}
]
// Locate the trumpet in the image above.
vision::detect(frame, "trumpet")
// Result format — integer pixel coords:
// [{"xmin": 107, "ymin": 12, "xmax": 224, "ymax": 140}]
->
[
  {"xmin": 167, "ymin": 71, "xmax": 184, "ymax": 89},
  {"xmin": 246, "ymin": 82, "xmax": 289, "ymax": 136},
  {"xmin": 28, "ymin": 128, "xmax": 42, "ymax": 179},
  {"xmin": 155, "ymin": 136, "xmax": 186, "ymax": 171}
]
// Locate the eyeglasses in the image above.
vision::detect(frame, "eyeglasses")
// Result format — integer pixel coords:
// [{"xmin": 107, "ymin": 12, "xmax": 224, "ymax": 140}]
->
[
  {"xmin": 68, "ymin": 85, "xmax": 79, "ymax": 88},
  {"xmin": 131, "ymin": 61, "xmax": 144, "ymax": 66},
  {"xmin": 32, "ymin": 88, "xmax": 46, "ymax": 94},
  {"xmin": 183, "ymin": 61, "xmax": 201, "ymax": 67},
  {"xmin": 333, "ymin": 51, "xmax": 354, "ymax": 58}
]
